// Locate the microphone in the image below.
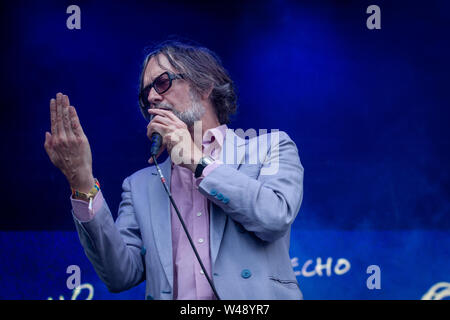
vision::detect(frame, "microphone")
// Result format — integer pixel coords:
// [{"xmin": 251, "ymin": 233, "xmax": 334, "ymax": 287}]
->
[{"xmin": 150, "ymin": 132, "xmax": 162, "ymax": 156}]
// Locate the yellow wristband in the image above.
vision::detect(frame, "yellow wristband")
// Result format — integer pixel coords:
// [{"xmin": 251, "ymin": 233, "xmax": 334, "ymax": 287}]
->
[{"xmin": 71, "ymin": 179, "xmax": 100, "ymax": 207}]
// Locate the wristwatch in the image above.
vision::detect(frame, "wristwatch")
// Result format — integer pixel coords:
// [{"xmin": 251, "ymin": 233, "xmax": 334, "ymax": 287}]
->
[{"xmin": 194, "ymin": 156, "xmax": 215, "ymax": 178}]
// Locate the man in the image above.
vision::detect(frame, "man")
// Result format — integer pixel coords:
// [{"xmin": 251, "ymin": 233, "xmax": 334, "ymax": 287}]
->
[{"xmin": 44, "ymin": 40, "xmax": 304, "ymax": 300}]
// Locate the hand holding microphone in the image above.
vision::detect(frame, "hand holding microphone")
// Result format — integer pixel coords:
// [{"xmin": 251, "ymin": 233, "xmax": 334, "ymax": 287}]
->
[
  {"xmin": 146, "ymin": 108, "xmax": 203, "ymax": 172},
  {"xmin": 146, "ymin": 110, "xmax": 166, "ymax": 162}
]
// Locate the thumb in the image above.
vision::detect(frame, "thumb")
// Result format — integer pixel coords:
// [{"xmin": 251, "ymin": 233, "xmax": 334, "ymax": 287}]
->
[{"xmin": 44, "ymin": 132, "xmax": 51, "ymax": 149}]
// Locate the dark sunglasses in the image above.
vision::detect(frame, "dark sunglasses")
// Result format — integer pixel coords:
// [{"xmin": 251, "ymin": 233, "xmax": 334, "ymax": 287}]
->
[{"xmin": 139, "ymin": 71, "xmax": 185, "ymax": 110}]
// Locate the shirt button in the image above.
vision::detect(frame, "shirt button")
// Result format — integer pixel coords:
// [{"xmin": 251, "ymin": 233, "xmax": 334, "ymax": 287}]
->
[
  {"xmin": 200, "ymin": 270, "xmax": 205, "ymax": 275},
  {"xmin": 198, "ymin": 238, "xmax": 204, "ymax": 243},
  {"xmin": 197, "ymin": 212, "xmax": 202, "ymax": 217},
  {"xmin": 241, "ymin": 269, "xmax": 252, "ymax": 279}
]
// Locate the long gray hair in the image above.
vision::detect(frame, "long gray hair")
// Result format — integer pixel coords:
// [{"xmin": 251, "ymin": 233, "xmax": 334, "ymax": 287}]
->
[{"xmin": 138, "ymin": 40, "xmax": 237, "ymax": 124}]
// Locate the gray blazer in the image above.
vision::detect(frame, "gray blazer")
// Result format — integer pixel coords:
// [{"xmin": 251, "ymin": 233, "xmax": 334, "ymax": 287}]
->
[{"xmin": 73, "ymin": 129, "xmax": 304, "ymax": 300}]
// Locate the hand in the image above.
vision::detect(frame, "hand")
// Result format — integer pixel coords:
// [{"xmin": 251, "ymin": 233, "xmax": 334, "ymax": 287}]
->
[
  {"xmin": 147, "ymin": 108, "xmax": 203, "ymax": 172},
  {"xmin": 44, "ymin": 93, "xmax": 95, "ymax": 193}
]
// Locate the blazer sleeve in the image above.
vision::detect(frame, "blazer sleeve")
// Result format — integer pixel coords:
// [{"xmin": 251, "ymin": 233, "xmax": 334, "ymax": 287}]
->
[
  {"xmin": 198, "ymin": 131, "xmax": 304, "ymax": 242},
  {"xmin": 72, "ymin": 176, "xmax": 145, "ymax": 292}
]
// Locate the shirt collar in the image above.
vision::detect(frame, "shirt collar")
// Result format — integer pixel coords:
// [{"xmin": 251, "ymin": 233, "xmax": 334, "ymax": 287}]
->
[{"xmin": 202, "ymin": 124, "xmax": 228, "ymax": 148}]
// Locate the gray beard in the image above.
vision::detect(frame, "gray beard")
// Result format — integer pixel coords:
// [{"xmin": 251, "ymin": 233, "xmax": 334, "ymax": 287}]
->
[{"xmin": 154, "ymin": 90, "xmax": 205, "ymax": 128}]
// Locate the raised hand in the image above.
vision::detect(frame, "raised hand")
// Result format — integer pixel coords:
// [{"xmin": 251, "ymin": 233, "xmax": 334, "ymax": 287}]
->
[{"xmin": 44, "ymin": 92, "xmax": 95, "ymax": 193}]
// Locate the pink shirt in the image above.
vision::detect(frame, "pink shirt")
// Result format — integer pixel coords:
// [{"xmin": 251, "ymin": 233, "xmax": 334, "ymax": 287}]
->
[{"xmin": 71, "ymin": 124, "xmax": 227, "ymax": 300}]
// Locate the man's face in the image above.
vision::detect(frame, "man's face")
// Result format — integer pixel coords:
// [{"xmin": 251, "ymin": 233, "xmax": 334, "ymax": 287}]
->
[{"xmin": 142, "ymin": 54, "xmax": 205, "ymax": 127}]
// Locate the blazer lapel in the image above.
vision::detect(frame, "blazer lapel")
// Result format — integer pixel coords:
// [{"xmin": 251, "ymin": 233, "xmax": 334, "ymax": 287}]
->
[
  {"xmin": 148, "ymin": 157, "xmax": 173, "ymax": 289},
  {"xmin": 210, "ymin": 129, "xmax": 247, "ymax": 267}
]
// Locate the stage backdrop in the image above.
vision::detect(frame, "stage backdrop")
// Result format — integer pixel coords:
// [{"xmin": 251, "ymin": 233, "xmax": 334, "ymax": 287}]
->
[{"xmin": 0, "ymin": 0, "xmax": 449, "ymax": 299}]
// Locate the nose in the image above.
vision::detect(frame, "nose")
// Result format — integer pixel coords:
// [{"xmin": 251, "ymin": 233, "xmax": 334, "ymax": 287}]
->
[{"xmin": 147, "ymin": 86, "xmax": 163, "ymax": 108}]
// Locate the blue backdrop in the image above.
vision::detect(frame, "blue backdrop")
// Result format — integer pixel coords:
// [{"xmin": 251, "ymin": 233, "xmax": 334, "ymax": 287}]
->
[{"xmin": 0, "ymin": 0, "xmax": 449, "ymax": 299}]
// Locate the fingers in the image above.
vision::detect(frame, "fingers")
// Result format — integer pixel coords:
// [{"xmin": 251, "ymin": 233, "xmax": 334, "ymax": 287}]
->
[
  {"xmin": 149, "ymin": 114, "xmax": 171, "ymax": 129},
  {"xmin": 62, "ymin": 94, "xmax": 74, "ymax": 138},
  {"xmin": 44, "ymin": 131, "xmax": 51, "ymax": 153},
  {"xmin": 147, "ymin": 115, "xmax": 164, "ymax": 137},
  {"xmin": 51, "ymin": 92, "xmax": 85, "ymax": 140},
  {"xmin": 64, "ymin": 94, "xmax": 71, "ymax": 107},
  {"xmin": 148, "ymin": 108, "xmax": 181, "ymax": 124},
  {"xmin": 146, "ymin": 112, "xmax": 182, "ymax": 139},
  {"xmin": 50, "ymin": 98, "xmax": 57, "ymax": 135},
  {"xmin": 56, "ymin": 93, "xmax": 66, "ymax": 139},
  {"xmin": 147, "ymin": 121, "xmax": 165, "ymax": 138},
  {"xmin": 146, "ymin": 108, "xmax": 188, "ymax": 165},
  {"xmin": 69, "ymin": 106, "xmax": 84, "ymax": 137}
]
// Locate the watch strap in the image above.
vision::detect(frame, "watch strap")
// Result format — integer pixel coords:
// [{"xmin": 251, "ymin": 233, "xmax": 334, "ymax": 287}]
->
[{"xmin": 195, "ymin": 156, "xmax": 214, "ymax": 178}]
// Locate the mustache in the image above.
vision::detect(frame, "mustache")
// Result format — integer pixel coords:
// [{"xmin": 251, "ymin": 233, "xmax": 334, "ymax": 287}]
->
[
  {"xmin": 149, "ymin": 103, "xmax": 175, "ymax": 121},
  {"xmin": 151, "ymin": 102, "xmax": 174, "ymax": 111}
]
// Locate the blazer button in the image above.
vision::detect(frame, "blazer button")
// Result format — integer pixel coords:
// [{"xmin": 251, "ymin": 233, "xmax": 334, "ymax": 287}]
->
[
  {"xmin": 216, "ymin": 193, "xmax": 224, "ymax": 201},
  {"xmin": 222, "ymin": 197, "xmax": 229, "ymax": 204},
  {"xmin": 140, "ymin": 247, "xmax": 146, "ymax": 256},
  {"xmin": 241, "ymin": 269, "xmax": 252, "ymax": 279},
  {"xmin": 146, "ymin": 294, "xmax": 154, "ymax": 300},
  {"xmin": 210, "ymin": 189, "xmax": 218, "ymax": 196}
]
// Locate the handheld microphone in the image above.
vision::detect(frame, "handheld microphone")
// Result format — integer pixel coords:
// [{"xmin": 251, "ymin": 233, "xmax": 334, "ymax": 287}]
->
[
  {"xmin": 149, "ymin": 113, "xmax": 163, "ymax": 156},
  {"xmin": 150, "ymin": 132, "xmax": 162, "ymax": 156}
]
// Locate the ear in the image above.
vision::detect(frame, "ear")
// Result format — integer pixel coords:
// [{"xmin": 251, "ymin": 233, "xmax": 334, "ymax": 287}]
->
[{"xmin": 201, "ymin": 84, "xmax": 214, "ymax": 101}]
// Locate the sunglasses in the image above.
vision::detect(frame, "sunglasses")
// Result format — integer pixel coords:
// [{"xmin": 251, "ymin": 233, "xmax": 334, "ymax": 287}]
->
[{"xmin": 139, "ymin": 71, "xmax": 185, "ymax": 111}]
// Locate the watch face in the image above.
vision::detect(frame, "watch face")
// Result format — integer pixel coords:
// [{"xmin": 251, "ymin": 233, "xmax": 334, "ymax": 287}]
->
[
  {"xmin": 195, "ymin": 156, "xmax": 214, "ymax": 178},
  {"xmin": 203, "ymin": 156, "xmax": 214, "ymax": 166}
]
